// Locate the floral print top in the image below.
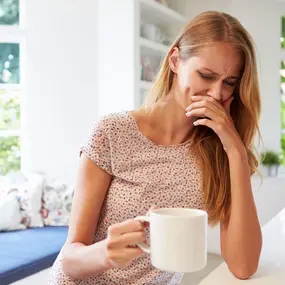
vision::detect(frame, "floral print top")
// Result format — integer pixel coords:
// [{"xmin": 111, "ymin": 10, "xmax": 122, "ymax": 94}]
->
[{"xmin": 48, "ymin": 111, "xmax": 203, "ymax": 285}]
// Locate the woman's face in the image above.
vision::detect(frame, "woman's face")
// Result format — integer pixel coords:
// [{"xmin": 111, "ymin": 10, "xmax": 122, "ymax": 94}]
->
[{"xmin": 170, "ymin": 42, "xmax": 244, "ymax": 109}]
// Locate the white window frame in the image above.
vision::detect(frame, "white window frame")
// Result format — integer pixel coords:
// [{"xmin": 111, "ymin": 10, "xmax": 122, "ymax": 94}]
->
[
  {"xmin": 280, "ymin": 11, "xmax": 285, "ymax": 174},
  {"xmin": 280, "ymin": 11, "xmax": 285, "ymax": 134},
  {"xmin": 0, "ymin": 0, "xmax": 26, "ymax": 171}
]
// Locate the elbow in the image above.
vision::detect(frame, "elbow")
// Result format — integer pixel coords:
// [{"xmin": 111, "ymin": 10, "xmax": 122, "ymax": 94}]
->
[
  {"xmin": 231, "ymin": 263, "xmax": 258, "ymax": 280},
  {"xmin": 61, "ymin": 245, "xmax": 84, "ymax": 280},
  {"xmin": 226, "ymin": 238, "xmax": 262, "ymax": 280},
  {"xmin": 61, "ymin": 250, "xmax": 77, "ymax": 279}
]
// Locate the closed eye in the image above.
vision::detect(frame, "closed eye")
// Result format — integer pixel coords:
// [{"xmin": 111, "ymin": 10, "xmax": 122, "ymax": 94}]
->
[
  {"xmin": 199, "ymin": 71, "xmax": 238, "ymax": 87},
  {"xmin": 198, "ymin": 72, "xmax": 215, "ymax": 80},
  {"xmin": 224, "ymin": 80, "xmax": 236, "ymax": 87}
]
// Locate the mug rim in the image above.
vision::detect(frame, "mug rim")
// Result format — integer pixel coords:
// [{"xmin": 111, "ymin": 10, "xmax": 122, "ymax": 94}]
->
[{"xmin": 150, "ymin": 207, "xmax": 207, "ymax": 218}]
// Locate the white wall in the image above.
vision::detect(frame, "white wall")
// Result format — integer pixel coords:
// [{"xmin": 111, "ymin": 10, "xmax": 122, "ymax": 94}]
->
[
  {"xmin": 97, "ymin": 0, "xmax": 139, "ymax": 117},
  {"xmin": 183, "ymin": 0, "xmax": 230, "ymax": 16},
  {"xmin": 230, "ymin": 0, "xmax": 281, "ymax": 152},
  {"xmin": 22, "ymin": 0, "xmax": 98, "ymax": 184}
]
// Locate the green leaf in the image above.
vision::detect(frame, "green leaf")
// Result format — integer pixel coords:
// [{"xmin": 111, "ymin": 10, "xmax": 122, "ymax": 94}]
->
[{"xmin": 0, "ymin": 136, "xmax": 20, "ymax": 175}]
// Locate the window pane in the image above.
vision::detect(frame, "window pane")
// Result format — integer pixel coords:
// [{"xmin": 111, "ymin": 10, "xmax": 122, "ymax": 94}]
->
[
  {"xmin": 0, "ymin": 43, "xmax": 19, "ymax": 84},
  {"xmin": 0, "ymin": 0, "xmax": 19, "ymax": 25},
  {"xmin": 0, "ymin": 135, "xmax": 20, "ymax": 175},
  {"xmin": 0, "ymin": 93, "xmax": 20, "ymax": 130}
]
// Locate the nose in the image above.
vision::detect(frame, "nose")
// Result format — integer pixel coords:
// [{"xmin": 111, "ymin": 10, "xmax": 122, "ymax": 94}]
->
[{"xmin": 207, "ymin": 81, "xmax": 222, "ymax": 102}]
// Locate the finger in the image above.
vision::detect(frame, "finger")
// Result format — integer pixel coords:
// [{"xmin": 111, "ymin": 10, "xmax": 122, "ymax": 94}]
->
[
  {"xmin": 113, "ymin": 247, "xmax": 144, "ymax": 263},
  {"xmin": 123, "ymin": 247, "xmax": 145, "ymax": 259},
  {"xmin": 193, "ymin": 118, "xmax": 223, "ymax": 135},
  {"xmin": 186, "ymin": 107, "xmax": 218, "ymax": 121},
  {"xmin": 186, "ymin": 100, "xmax": 221, "ymax": 114},
  {"xmin": 222, "ymin": 96, "xmax": 234, "ymax": 114},
  {"xmin": 145, "ymin": 206, "xmax": 159, "ymax": 228},
  {"xmin": 109, "ymin": 231, "xmax": 147, "ymax": 248},
  {"xmin": 147, "ymin": 205, "xmax": 159, "ymax": 216},
  {"xmin": 108, "ymin": 219, "xmax": 145, "ymax": 237},
  {"xmin": 190, "ymin": 96, "xmax": 224, "ymax": 111}
]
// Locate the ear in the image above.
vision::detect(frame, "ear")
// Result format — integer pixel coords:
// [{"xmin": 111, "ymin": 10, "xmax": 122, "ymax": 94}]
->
[{"xmin": 169, "ymin": 47, "xmax": 180, "ymax": 74}]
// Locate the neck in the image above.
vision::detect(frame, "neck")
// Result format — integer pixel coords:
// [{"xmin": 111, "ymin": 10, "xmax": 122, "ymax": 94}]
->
[{"xmin": 146, "ymin": 94, "xmax": 194, "ymax": 145}]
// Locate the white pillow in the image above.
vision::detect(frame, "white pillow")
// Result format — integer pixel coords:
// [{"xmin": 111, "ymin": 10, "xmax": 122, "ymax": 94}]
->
[
  {"xmin": 18, "ymin": 173, "xmax": 45, "ymax": 228},
  {"xmin": 0, "ymin": 191, "xmax": 26, "ymax": 231}
]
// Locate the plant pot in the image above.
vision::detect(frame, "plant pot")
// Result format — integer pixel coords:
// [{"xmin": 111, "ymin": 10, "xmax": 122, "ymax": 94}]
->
[{"xmin": 266, "ymin": 165, "xmax": 279, "ymax": 177}]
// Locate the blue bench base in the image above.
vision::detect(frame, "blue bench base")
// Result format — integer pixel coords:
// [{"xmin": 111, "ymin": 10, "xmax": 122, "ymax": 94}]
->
[{"xmin": 0, "ymin": 226, "xmax": 68, "ymax": 285}]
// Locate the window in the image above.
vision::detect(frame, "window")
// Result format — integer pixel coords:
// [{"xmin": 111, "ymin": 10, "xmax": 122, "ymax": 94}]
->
[
  {"xmin": 0, "ymin": 0, "xmax": 19, "ymax": 25},
  {"xmin": 0, "ymin": 43, "xmax": 20, "ymax": 83},
  {"xmin": 0, "ymin": 0, "xmax": 21, "ymax": 175}
]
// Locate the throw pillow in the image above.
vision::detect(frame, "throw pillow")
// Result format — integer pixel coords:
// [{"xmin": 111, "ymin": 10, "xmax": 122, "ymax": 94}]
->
[
  {"xmin": 41, "ymin": 179, "xmax": 73, "ymax": 226},
  {"xmin": 0, "ymin": 190, "xmax": 26, "ymax": 231},
  {"xmin": 18, "ymin": 173, "xmax": 45, "ymax": 228}
]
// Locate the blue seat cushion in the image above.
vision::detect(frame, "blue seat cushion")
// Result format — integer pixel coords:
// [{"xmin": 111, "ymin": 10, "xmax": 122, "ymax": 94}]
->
[{"xmin": 0, "ymin": 226, "xmax": 68, "ymax": 285}]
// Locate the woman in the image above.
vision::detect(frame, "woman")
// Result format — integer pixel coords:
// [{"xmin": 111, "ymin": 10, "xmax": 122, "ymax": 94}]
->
[{"xmin": 49, "ymin": 11, "xmax": 262, "ymax": 285}]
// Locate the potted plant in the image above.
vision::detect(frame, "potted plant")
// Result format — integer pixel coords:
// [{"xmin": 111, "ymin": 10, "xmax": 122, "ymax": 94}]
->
[{"xmin": 261, "ymin": 151, "xmax": 282, "ymax": 177}]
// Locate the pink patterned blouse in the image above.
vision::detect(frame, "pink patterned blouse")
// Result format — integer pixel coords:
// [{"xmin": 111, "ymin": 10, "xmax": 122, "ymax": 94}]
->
[{"xmin": 48, "ymin": 111, "xmax": 204, "ymax": 285}]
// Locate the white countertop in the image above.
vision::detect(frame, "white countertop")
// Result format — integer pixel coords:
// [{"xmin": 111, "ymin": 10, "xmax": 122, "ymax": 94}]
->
[{"xmin": 199, "ymin": 207, "xmax": 285, "ymax": 284}]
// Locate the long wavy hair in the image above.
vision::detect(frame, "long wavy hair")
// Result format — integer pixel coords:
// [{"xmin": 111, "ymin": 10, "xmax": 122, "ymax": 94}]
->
[{"xmin": 143, "ymin": 11, "xmax": 261, "ymax": 226}]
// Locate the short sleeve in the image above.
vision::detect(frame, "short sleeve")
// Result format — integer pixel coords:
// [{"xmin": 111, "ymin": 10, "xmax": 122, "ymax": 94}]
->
[{"xmin": 80, "ymin": 118, "xmax": 113, "ymax": 175}]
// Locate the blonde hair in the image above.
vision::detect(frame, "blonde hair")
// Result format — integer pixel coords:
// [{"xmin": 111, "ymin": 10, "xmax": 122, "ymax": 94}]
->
[{"xmin": 144, "ymin": 11, "xmax": 261, "ymax": 226}]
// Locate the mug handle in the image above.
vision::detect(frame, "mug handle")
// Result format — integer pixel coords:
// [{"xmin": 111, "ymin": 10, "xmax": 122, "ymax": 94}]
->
[{"xmin": 134, "ymin": 216, "xmax": 151, "ymax": 254}]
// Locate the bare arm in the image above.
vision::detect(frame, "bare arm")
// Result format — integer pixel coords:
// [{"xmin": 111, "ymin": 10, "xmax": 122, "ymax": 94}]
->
[
  {"xmin": 61, "ymin": 154, "xmax": 112, "ymax": 279},
  {"xmin": 186, "ymin": 95, "xmax": 262, "ymax": 279},
  {"xmin": 220, "ymin": 149, "xmax": 262, "ymax": 280}
]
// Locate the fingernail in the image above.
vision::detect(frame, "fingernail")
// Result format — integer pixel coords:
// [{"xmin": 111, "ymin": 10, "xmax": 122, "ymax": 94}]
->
[
  {"xmin": 186, "ymin": 106, "xmax": 191, "ymax": 111},
  {"xmin": 186, "ymin": 112, "xmax": 191, "ymax": 117},
  {"xmin": 193, "ymin": 121, "xmax": 198, "ymax": 126}
]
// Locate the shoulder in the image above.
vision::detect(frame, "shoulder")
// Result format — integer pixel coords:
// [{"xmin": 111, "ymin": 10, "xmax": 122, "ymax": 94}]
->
[{"xmin": 94, "ymin": 111, "xmax": 132, "ymax": 136}]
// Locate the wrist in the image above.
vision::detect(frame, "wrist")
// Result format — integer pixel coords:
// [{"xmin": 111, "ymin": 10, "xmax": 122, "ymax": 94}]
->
[
  {"xmin": 100, "ymin": 239, "xmax": 115, "ymax": 271},
  {"xmin": 226, "ymin": 145, "xmax": 247, "ymax": 161},
  {"xmin": 227, "ymin": 146, "xmax": 251, "ymax": 177}
]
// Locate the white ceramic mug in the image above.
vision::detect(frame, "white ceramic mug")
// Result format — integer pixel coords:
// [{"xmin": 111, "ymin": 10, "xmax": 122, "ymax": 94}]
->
[{"xmin": 135, "ymin": 208, "xmax": 208, "ymax": 273}]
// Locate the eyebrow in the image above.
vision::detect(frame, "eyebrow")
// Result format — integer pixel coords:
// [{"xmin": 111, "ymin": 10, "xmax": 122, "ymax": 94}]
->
[{"xmin": 202, "ymin": 68, "xmax": 240, "ymax": 80}]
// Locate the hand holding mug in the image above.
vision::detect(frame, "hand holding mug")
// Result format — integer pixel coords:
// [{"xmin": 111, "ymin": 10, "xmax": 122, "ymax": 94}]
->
[
  {"xmin": 105, "ymin": 219, "xmax": 146, "ymax": 269},
  {"xmin": 104, "ymin": 206, "xmax": 157, "ymax": 269}
]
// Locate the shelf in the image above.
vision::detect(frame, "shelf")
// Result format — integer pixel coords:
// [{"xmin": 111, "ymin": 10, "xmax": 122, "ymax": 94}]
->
[
  {"xmin": 0, "ymin": 84, "xmax": 21, "ymax": 90},
  {"xmin": 140, "ymin": 37, "xmax": 169, "ymax": 55},
  {"xmin": 140, "ymin": 80, "xmax": 153, "ymax": 90},
  {"xmin": 137, "ymin": 0, "xmax": 188, "ymax": 108},
  {"xmin": 140, "ymin": 0, "xmax": 188, "ymax": 26}
]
